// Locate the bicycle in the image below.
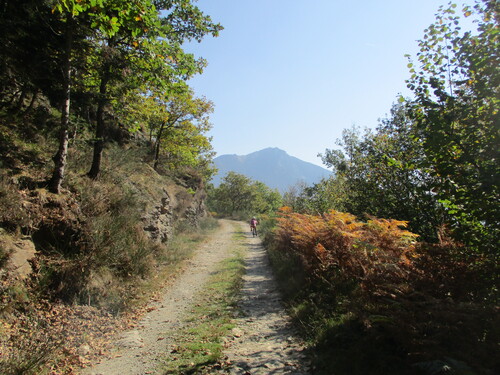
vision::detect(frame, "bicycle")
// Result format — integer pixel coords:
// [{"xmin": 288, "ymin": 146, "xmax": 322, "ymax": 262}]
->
[{"xmin": 250, "ymin": 225, "xmax": 257, "ymax": 237}]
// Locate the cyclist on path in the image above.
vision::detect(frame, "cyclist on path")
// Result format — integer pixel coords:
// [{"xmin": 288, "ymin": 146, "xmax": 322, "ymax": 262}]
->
[{"xmin": 250, "ymin": 217, "xmax": 258, "ymax": 236}]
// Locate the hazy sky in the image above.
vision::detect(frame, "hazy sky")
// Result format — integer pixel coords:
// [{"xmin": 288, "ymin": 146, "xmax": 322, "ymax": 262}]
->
[{"xmin": 186, "ymin": 1, "xmax": 452, "ymax": 167}]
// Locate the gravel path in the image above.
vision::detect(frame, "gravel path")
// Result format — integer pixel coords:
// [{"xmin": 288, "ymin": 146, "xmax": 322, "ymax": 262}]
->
[
  {"xmin": 84, "ymin": 220, "xmax": 309, "ymax": 375},
  {"xmin": 220, "ymin": 225, "xmax": 310, "ymax": 375},
  {"xmin": 85, "ymin": 220, "xmax": 237, "ymax": 375}
]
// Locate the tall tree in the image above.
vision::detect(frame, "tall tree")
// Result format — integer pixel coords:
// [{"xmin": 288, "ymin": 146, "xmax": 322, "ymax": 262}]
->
[
  {"xmin": 207, "ymin": 172, "xmax": 283, "ymax": 217},
  {"xmin": 86, "ymin": 0, "xmax": 222, "ymax": 179},
  {"xmin": 252, "ymin": 181, "xmax": 283, "ymax": 215},
  {"xmin": 150, "ymin": 90, "xmax": 213, "ymax": 170},
  {"xmin": 48, "ymin": 0, "xmax": 99, "ymax": 193},
  {"xmin": 320, "ymin": 103, "xmax": 446, "ymax": 240},
  {"xmin": 0, "ymin": 0, "xmax": 58, "ymax": 112},
  {"xmin": 210, "ymin": 172, "xmax": 255, "ymax": 216},
  {"xmin": 117, "ymin": 85, "xmax": 215, "ymax": 175},
  {"xmin": 45, "ymin": 0, "xmax": 221, "ymax": 187},
  {"xmin": 406, "ymin": 0, "xmax": 499, "ymax": 253},
  {"xmin": 86, "ymin": 0, "xmax": 164, "ymax": 179}
]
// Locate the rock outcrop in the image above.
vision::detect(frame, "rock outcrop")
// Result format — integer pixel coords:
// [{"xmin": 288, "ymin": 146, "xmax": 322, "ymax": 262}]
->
[
  {"xmin": 142, "ymin": 189, "xmax": 174, "ymax": 243},
  {"xmin": 141, "ymin": 183, "xmax": 207, "ymax": 244},
  {"xmin": 0, "ymin": 231, "xmax": 36, "ymax": 279}
]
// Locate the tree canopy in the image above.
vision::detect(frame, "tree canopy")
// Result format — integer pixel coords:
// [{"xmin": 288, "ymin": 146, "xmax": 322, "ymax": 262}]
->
[
  {"xmin": 315, "ymin": 1, "xmax": 498, "ymax": 255},
  {"xmin": 406, "ymin": 0, "xmax": 499, "ymax": 254},
  {"xmin": 0, "ymin": 0, "xmax": 222, "ymax": 191},
  {"xmin": 207, "ymin": 172, "xmax": 283, "ymax": 218}
]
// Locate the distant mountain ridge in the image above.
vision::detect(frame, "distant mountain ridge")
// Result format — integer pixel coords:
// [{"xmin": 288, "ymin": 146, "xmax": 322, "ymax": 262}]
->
[{"xmin": 211, "ymin": 148, "xmax": 331, "ymax": 192}]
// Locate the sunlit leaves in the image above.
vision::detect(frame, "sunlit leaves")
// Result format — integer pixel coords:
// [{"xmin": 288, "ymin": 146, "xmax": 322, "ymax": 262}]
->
[
  {"xmin": 319, "ymin": 104, "xmax": 444, "ymax": 241},
  {"xmin": 52, "ymin": 0, "xmax": 90, "ymax": 15},
  {"xmin": 405, "ymin": 0, "xmax": 499, "ymax": 254}
]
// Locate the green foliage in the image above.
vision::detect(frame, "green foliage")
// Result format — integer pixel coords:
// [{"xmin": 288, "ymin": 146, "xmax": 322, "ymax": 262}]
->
[
  {"xmin": 251, "ymin": 181, "xmax": 283, "ymax": 215},
  {"xmin": 207, "ymin": 172, "xmax": 283, "ymax": 218},
  {"xmin": 207, "ymin": 172, "xmax": 254, "ymax": 218},
  {"xmin": 268, "ymin": 2, "xmax": 499, "ymax": 374},
  {"xmin": 79, "ymin": 0, "xmax": 221, "ymax": 178},
  {"xmin": 0, "ymin": 0, "xmax": 222, "ymax": 187},
  {"xmin": 406, "ymin": 0, "xmax": 499, "ymax": 254},
  {"xmin": 127, "ymin": 87, "xmax": 215, "ymax": 172},
  {"xmin": 318, "ymin": 103, "xmax": 446, "ymax": 241},
  {"xmin": 0, "ymin": 1, "xmax": 222, "ymax": 369},
  {"xmin": 283, "ymin": 178, "xmax": 349, "ymax": 215},
  {"xmin": 315, "ymin": 1, "xmax": 499, "ymax": 256}
]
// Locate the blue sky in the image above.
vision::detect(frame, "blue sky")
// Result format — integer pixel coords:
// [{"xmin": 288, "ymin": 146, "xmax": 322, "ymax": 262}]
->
[{"xmin": 186, "ymin": 1, "xmax": 452, "ymax": 167}]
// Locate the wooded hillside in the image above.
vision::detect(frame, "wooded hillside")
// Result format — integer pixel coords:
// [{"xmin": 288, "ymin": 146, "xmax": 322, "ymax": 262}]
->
[{"xmin": 0, "ymin": 0, "xmax": 222, "ymax": 372}]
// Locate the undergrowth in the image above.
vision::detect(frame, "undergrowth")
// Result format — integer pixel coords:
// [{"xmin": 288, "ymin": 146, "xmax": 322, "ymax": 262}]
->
[
  {"xmin": 0, "ymin": 114, "xmax": 219, "ymax": 373},
  {"xmin": 0, "ymin": 217, "xmax": 220, "ymax": 374},
  {"xmin": 266, "ymin": 208, "xmax": 499, "ymax": 375}
]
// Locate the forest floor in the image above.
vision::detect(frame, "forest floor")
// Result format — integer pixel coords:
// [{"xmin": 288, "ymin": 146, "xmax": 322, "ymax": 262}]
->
[{"xmin": 82, "ymin": 220, "xmax": 310, "ymax": 375}]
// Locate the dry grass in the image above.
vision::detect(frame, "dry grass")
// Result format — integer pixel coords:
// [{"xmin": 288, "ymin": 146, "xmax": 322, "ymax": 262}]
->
[{"xmin": 161, "ymin": 229, "xmax": 245, "ymax": 374}]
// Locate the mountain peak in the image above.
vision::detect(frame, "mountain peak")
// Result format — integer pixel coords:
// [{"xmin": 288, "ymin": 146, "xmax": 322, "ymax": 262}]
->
[
  {"xmin": 255, "ymin": 147, "xmax": 287, "ymax": 154},
  {"xmin": 212, "ymin": 148, "xmax": 330, "ymax": 192}
]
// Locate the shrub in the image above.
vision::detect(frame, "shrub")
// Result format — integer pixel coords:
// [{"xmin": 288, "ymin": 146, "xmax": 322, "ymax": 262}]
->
[
  {"xmin": 198, "ymin": 216, "xmax": 219, "ymax": 231},
  {"xmin": 0, "ymin": 313, "xmax": 63, "ymax": 375},
  {"xmin": 0, "ymin": 174, "xmax": 27, "ymax": 232},
  {"xmin": 269, "ymin": 208, "xmax": 498, "ymax": 374},
  {"xmin": 273, "ymin": 209, "xmax": 418, "ymax": 300}
]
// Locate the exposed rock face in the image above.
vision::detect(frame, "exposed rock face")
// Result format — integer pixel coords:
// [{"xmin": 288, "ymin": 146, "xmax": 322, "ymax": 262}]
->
[
  {"xmin": 141, "ymin": 185, "xmax": 208, "ymax": 244},
  {"xmin": 1, "ymin": 159, "xmax": 208, "ymax": 295},
  {"xmin": 142, "ymin": 189, "xmax": 174, "ymax": 243},
  {"xmin": 184, "ymin": 189, "xmax": 208, "ymax": 226},
  {"xmin": 0, "ymin": 233, "xmax": 36, "ymax": 279}
]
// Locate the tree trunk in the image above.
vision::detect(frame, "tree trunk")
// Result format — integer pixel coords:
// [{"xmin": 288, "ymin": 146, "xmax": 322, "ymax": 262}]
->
[
  {"xmin": 49, "ymin": 15, "xmax": 73, "ymax": 194},
  {"xmin": 152, "ymin": 115, "xmax": 181, "ymax": 170},
  {"xmin": 153, "ymin": 122, "xmax": 165, "ymax": 170},
  {"xmin": 23, "ymin": 88, "xmax": 38, "ymax": 116},
  {"xmin": 87, "ymin": 61, "xmax": 111, "ymax": 179},
  {"xmin": 15, "ymin": 84, "xmax": 28, "ymax": 112}
]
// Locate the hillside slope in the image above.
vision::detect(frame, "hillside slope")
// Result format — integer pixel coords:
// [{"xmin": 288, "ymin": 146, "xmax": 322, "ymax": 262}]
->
[
  {"xmin": 211, "ymin": 148, "xmax": 331, "ymax": 192},
  {"xmin": 0, "ymin": 114, "xmax": 212, "ymax": 373}
]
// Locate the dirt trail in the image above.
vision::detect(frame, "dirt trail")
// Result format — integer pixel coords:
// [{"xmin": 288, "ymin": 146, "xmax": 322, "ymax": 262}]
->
[
  {"xmin": 84, "ymin": 219, "xmax": 237, "ymax": 375},
  {"xmin": 84, "ymin": 220, "xmax": 309, "ymax": 375},
  {"xmin": 220, "ymin": 226, "xmax": 310, "ymax": 375}
]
